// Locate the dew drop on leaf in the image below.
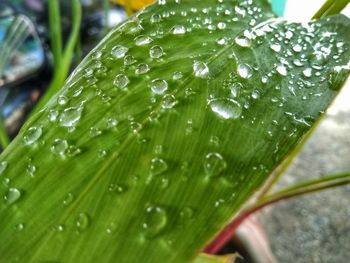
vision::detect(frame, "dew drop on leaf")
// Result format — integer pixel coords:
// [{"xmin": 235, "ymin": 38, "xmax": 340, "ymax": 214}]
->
[
  {"xmin": 237, "ymin": 64, "xmax": 252, "ymax": 79},
  {"xmin": 63, "ymin": 193, "xmax": 75, "ymax": 205},
  {"xmin": 124, "ymin": 55, "xmax": 136, "ymax": 65},
  {"xmin": 135, "ymin": 63, "xmax": 150, "ymax": 75},
  {"xmin": 173, "ymin": 71, "xmax": 183, "ymax": 80},
  {"xmin": 111, "ymin": 45, "xmax": 129, "ymax": 59},
  {"xmin": 113, "ymin": 74, "xmax": 130, "ymax": 89},
  {"xmin": 193, "ymin": 61, "xmax": 209, "ymax": 79},
  {"xmin": 150, "ymin": 79, "xmax": 168, "ymax": 95},
  {"xmin": 48, "ymin": 109, "xmax": 59, "ymax": 122},
  {"xmin": 203, "ymin": 152, "xmax": 227, "ymax": 177},
  {"xmin": 149, "ymin": 45, "xmax": 164, "ymax": 59},
  {"xmin": 51, "ymin": 139, "xmax": 68, "ymax": 156},
  {"xmin": 303, "ymin": 68, "xmax": 313, "ymax": 78},
  {"xmin": 23, "ymin": 127, "xmax": 42, "ymax": 145},
  {"xmin": 270, "ymin": 43, "xmax": 281, "ymax": 52},
  {"xmin": 150, "ymin": 157, "xmax": 168, "ymax": 176},
  {"xmin": 171, "ymin": 25, "xmax": 186, "ymax": 35},
  {"xmin": 135, "ymin": 35, "xmax": 153, "ymax": 46},
  {"xmin": 276, "ymin": 63, "xmax": 288, "ymax": 76},
  {"xmin": 59, "ymin": 106, "xmax": 83, "ymax": 127},
  {"xmin": 235, "ymin": 36, "xmax": 250, "ymax": 47},
  {"xmin": 4, "ymin": 188, "xmax": 21, "ymax": 205},
  {"xmin": 142, "ymin": 205, "xmax": 167, "ymax": 238},
  {"xmin": 161, "ymin": 94, "xmax": 177, "ymax": 109},
  {"xmin": 209, "ymin": 99, "xmax": 242, "ymax": 120},
  {"xmin": 76, "ymin": 213, "xmax": 90, "ymax": 232}
]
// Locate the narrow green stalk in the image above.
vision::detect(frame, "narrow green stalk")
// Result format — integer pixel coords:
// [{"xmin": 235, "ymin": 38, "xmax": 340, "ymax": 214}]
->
[
  {"xmin": 313, "ymin": 0, "xmax": 350, "ymax": 19},
  {"xmin": 103, "ymin": 0, "xmax": 111, "ymax": 33},
  {"xmin": 48, "ymin": 0, "xmax": 63, "ymax": 70},
  {"xmin": 33, "ymin": 0, "xmax": 82, "ymax": 114},
  {"xmin": 0, "ymin": 118, "xmax": 10, "ymax": 149}
]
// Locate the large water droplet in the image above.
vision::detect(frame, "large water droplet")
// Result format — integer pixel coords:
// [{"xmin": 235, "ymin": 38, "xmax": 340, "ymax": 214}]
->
[
  {"xmin": 4, "ymin": 188, "xmax": 21, "ymax": 205},
  {"xmin": 171, "ymin": 25, "xmax": 186, "ymax": 35},
  {"xmin": 135, "ymin": 35, "xmax": 153, "ymax": 46},
  {"xmin": 113, "ymin": 74, "xmax": 130, "ymax": 89},
  {"xmin": 276, "ymin": 64, "xmax": 288, "ymax": 76},
  {"xmin": 270, "ymin": 43, "xmax": 281, "ymax": 52},
  {"xmin": 111, "ymin": 45, "xmax": 129, "ymax": 59},
  {"xmin": 150, "ymin": 157, "xmax": 168, "ymax": 175},
  {"xmin": 203, "ymin": 152, "xmax": 227, "ymax": 177},
  {"xmin": 150, "ymin": 79, "xmax": 168, "ymax": 95},
  {"xmin": 76, "ymin": 213, "xmax": 90, "ymax": 232},
  {"xmin": 193, "ymin": 61, "xmax": 209, "ymax": 79},
  {"xmin": 135, "ymin": 63, "xmax": 150, "ymax": 75},
  {"xmin": 142, "ymin": 205, "xmax": 167, "ymax": 238},
  {"xmin": 235, "ymin": 36, "xmax": 251, "ymax": 47},
  {"xmin": 209, "ymin": 99, "xmax": 242, "ymax": 120},
  {"xmin": 149, "ymin": 45, "xmax": 164, "ymax": 59},
  {"xmin": 51, "ymin": 139, "xmax": 68, "ymax": 156},
  {"xmin": 302, "ymin": 68, "xmax": 313, "ymax": 78},
  {"xmin": 23, "ymin": 127, "xmax": 42, "ymax": 145},
  {"xmin": 161, "ymin": 94, "xmax": 177, "ymax": 109},
  {"xmin": 59, "ymin": 106, "xmax": 83, "ymax": 127},
  {"xmin": 237, "ymin": 64, "xmax": 252, "ymax": 79}
]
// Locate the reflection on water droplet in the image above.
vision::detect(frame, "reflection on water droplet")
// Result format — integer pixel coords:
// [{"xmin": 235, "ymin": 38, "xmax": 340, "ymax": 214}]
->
[
  {"xmin": 171, "ymin": 25, "xmax": 186, "ymax": 35},
  {"xmin": 48, "ymin": 109, "xmax": 59, "ymax": 122},
  {"xmin": 63, "ymin": 193, "xmax": 75, "ymax": 205},
  {"xmin": 150, "ymin": 79, "xmax": 168, "ymax": 95},
  {"xmin": 59, "ymin": 106, "xmax": 83, "ymax": 127},
  {"xmin": 0, "ymin": 161, "xmax": 8, "ymax": 175},
  {"xmin": 15, "ymin": 223, "xmax": 25, "ymax": 232},
  {"xmin": 303, "ymin": 68, "xmax": 312, "ymax": 78},
  {"xmin": 173, "ymin": 71, "xmax": 183, "ymax": 80},
  {"xmin": 142, "ymin": 205, "xmax": 167, "ymax": 238},
  {"xmin": 161, "ymin": 94, "xmax": 177, "ymax": 109},
  {"xmin": 209, "ymin": 99, "xmax": 242, "ymax": 120},
  {"xmin": 293, "ymin": 44, "xmax": 302, "ymax": 53},
  {"xmin": 57, "ymin": 95, "xmax": 68, "ymax": 105},
  {"xmin": 150, "ymin": 45, "xmax": 164, "ymax": 59},
  {"xmin": 51, "ymin": 139, "xmax": 68, "ymax": 156},
  {"xmin": 26, "ymin": 163, "xmax": 36, "ymax": 177},
  {"xmin": 235, "ymin": 36, "xmax": 250, "ymax": 47},
  {"xmin": 113, "ymin": 74, "xmax": 130, "ymax": 89},
  {"xmin": 124, "ymin": 55, "xmax": 136, "ymax": 65},
  {"xmin": 203, "ymin": 152, "xmax": 227, "ymax": 177},
  {"xmin": 111, "ymin": 45, "xmax": 129, "ymax": 59},
  {"xmin": 180, "ymin": 207, "xmax": 194, "ymax": 220},
  {"xmin": 276, "ymin": 64, "xmax": 288, "ymax": 76},
  {"xmin": 4, "ymin": 188, "xmax": 21, "ymax": 205},
  {"xmin": 237, "ymin": 64, "xmax": 252, "ymax": 79},
  {"xmin": 135, "ymin": 63, "xmax": 150, "ymax": 75},
  {"xmin": 193, "ymin": 61, "xmax": 209, "ymax": 79},
  {"xmin": 23, "ymin": 127, "xmax": 42, "ymax": 145},
  {"xmin": 135, "ymin": 35, "xmax": 153, "ymax": 46},
  {"xmin": 270, "ymin": 43, "xmax": 281, "ymax": 52},
  {"xmin": 150, "ymin": 158, "xmax": 168, "ymax": 176},
  {"xmin": 76, "ymin": 213, "xmax": 90, "ymax": 231}
]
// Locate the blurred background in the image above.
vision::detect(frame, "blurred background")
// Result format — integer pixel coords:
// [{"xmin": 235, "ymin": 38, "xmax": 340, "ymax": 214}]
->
[{"xmin": 0, "ymin": 0, "xmax": 349, "ymax": 262}]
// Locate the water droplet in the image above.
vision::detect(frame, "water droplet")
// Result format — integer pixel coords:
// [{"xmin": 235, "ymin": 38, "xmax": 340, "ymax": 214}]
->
[
  {"xmin": 135, "ymin": 63, "xmax": 150, "ymax": 75},
  {"xmin": 209, "ymin": 99, "xmax": 242, "ymax": 120},
  {"xmin": 130, "ymin": 121, "xmax": 142, "ymax": 133},
  {"xmin": 251, "ymin": 90, "xmax": 260, "ymax": 99},
  {"xmin": 161, "ymin": 94, "xmax": 177, "ymax": 109},
  {"xmin": 0, "ymin": 161, "xmax": 8, "ymax": 175},
  {"xmin": 4, "ymin": 188, "xmax": 21, "ymax": 205},
  {"xmin": 293, "ymin": 44, "xmax": 302, "ymax": 53},
  {"xmin": 124, "ymin": 55, "xmax": 136, "ymax": 65},
  {"xmin": 48, "ymin": 109, "xmax": 59, "ymax": 122},
  {"xmin": 142, "ymin": 205, "xmax": 167, "ymax": 238},
  {"xmin": 302, "ymin": 68, "xmax": 312, "ymax": 78},
  {"xmin": 15, "ymin": 223, "xmax": 25, "ymax": 232},
  {"xmin": 180, "ymin": 207, "xmax": 194, "ymax": 220},
  {"xmin": 216, "ymin": 37, "xmax": 227, "ymax": 45},
  {"xmin": 203, "ymin": 152, "xmax": 227, "ymax": 177},
  {"xmin": 193, "ymin": 61, "xmax": 209, "ymax": 79},
  {"xmin": 89, "ymin": 127, "xmax": 102, "ymax": 137},
  {"xmin": 237, "ymin": 64, "xmax": 252, "ymax": 79},
  {"xmin": 150, "ymin": 14, "xmax": 162, "ymax": 23},
  {"xmin": 150, "ymin": 79, "xmax": 168, "ymax": 95},
  {"xmin": 76, "ymin": 213, "xmax": 90, "ymax": 231},
  {"xmin": 217, "ymin": 22, "xmax": 226, "ymax": 30},
  {"xmin": 106, "ymin": 118, "xmax": 118, "ymax": 128},
  {"xmin": 135, "ymin": 35, "xmax": 153, "ymax": 46},
  {"xmin": 63, "ymin": 193, "xmax": 75, "ymax": 205},
  {"xmin": 230, "ymin": 83, "xmax": 242, "ymax": 98},
  {"xmin": 276, "ymin": 64, "xmax": 288, "ymax": 76},
  {"xmin": 108, "ymin": 183, "xmax": 126, "ymax": 193},
  {"xmin": 26, "ymin": 163, "xmax": 36, "ymax": 177},
  {"xmin": 59, "ymin": 106, "xmax": 83, "ymax": 127},
  {"xmin": 111, "ymin": 45, "xmax": 129, "ymax": 59},
  {"xmin": 149, "ymin": 45, "xmax": 164, "ymax": 59},
  {"xmin": 270, "ymin": 43, "xmax": 281, "ymax": 52},
  {"xmin": 57, "ymin": 95, "xmax": 68, "ymax": 105},
  {"xmin": 173, "ymin": 71, "xmax": 183, "ymax": 80},
  {"xmin": 235, "ymin": 36, "xmax": 250, "ymax": 47},
  {"xmin": 150, "ymin": 157, "xmax": 168, "ymax": 175},
  {"xmin": 106, "ymin": 222, "xmax": 117, "ymax": 234},
  {"xmin": 51, "ymin": 139, "xmax": 68, "ymax": 156},
  {"xmin": 113, "ymin": 74, "xmax": 130, "ymax": 89},
  {"xmin": 23, "ymin": 127, "xmax": 42, "ymax": 145},
  {"xmin": 171, "ymin": 25, "xmax": 186, "ymax": 35}
]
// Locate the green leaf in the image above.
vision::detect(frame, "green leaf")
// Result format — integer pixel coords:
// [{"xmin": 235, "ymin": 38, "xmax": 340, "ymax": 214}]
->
[
  {"xmin": 0, "ymin": 0, "xmax": 349, "ymax": 262},
  {"xmin": 194, "ymin": 253, "xmax": 239, "ymax": 263}
]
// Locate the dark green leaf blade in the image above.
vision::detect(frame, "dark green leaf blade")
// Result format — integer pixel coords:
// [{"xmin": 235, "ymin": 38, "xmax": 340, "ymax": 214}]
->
[{"xmin": 0, "ymin": 1, "xmax": 349, "ymax": 263}]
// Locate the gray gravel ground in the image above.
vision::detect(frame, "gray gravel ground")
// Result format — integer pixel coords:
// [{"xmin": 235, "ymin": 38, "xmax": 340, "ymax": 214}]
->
[{"xmin": 257, "ymin": 84, "xmax": 350, "ymax": 263}]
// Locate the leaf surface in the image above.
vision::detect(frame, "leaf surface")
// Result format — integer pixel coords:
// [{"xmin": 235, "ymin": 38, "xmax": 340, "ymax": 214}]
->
[{"xmin": 0, "ymin": 0, "xmax": 349, "ymax": 262}]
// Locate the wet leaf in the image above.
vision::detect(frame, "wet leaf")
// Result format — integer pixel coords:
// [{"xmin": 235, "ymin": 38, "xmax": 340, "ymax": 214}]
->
[{"xmin": 0, "ymin": 0, "xmax": 349, "ymax": 262}]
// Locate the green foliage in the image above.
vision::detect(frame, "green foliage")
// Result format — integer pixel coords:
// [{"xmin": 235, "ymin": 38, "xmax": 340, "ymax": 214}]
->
[{"xmin": 0, "ymin": 0, "xmax": 349, "ymax": 262}]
